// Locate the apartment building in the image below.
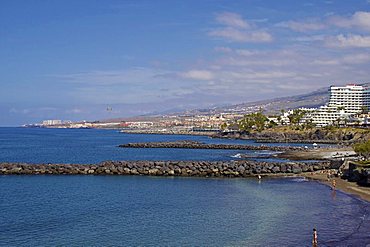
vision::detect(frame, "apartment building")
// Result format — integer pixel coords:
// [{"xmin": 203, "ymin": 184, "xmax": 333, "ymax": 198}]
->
[
  {"xmin": 329, "ymin": 84, "xmax": 370, "ymax": 113},
  {"xmin": 42, "ymin": 120, "xmax": 62, "ymax": 126},
  {"xmin": 308, "ymin": 84, "xmax": 370, "ymax": 126}
]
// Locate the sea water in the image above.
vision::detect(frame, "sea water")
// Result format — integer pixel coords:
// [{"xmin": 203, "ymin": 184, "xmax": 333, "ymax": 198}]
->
[
  {"xmin": 0, "ymin": 127, "xmax": 319, "ymax": 164},
  {"xmin": 1, "ymin": 175, "xmax": 369, "ymax": 246},
  {"xmin": 0, "ymin": 128, "xmax": 369, "ymax": 246}
]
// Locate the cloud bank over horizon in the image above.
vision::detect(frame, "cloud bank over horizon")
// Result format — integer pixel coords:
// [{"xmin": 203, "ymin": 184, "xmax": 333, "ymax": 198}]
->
[{"xmin": 1, "ymin": 0, "xmax": 370, "ymax": 126}]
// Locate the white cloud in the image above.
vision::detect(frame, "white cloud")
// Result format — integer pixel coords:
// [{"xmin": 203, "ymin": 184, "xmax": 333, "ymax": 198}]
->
[
  {"xmin": 352, "ymin": 11, "xmax": 370, "ymax": 30},
  {"xmin": 326, "ymin": 34, "xmax": 370, "ymax": 48},
  {"xmin": 209, "ymin": 27, "xmax": 272, "ymax": 42},
  {"xmin": 329, "ymin": 11, "xmax": 370, "ymax": 31},
  {"xmin": 278, "ymin": 20, "xmax": 326, "ymax": 32},
  {"xmin": 311, "ymin": 59, "xmax": 340, "ymax": 65},
  {"xmin": 54, "ymin": 67, "xmax": 203, "ymax": 104},
  {"xmin": 215, "ymin": 12, "xmax": 250, "ymax": 29},
  {"xmin": 235, "ymin": 49, "xmax": 262, "ymax": 56},
  {"xmin": 294, "ymin": 35, "xmax": 325, "ymax": 42},
  {"xmin": 9, "ymin": 107, "xmax": 57, "ymax": 115},
  {"xmin": 342, "ymin": 53, "xmax": 370, "ymax": 64},
  {"xmin": 280, "ymin": 11, "xmax": 370, "ymax": 36},
  {"xmin": 209, "ymin": 12, "xmax": 272, "ymax": 43},
  {"xmin": 53, "ymin": 67, "xmax": 169, "ymax": 86},
  {"xmin": 182, "ymin": 70, "xmax": 214, "ymax": 80},
  {"xmin": 214, "ymin": 46, "xmax": 232, "ymax": 53},
  {"xmin": 172, "ymin": 45, "xmax": 370, "ymax": 101},
  {"xmin": 9, "ymin": 108, "xmax": 30, "ymax": 114},
  {"xmin": 65, "ymin": 108, "xmax": 83, "ymax": 114}
]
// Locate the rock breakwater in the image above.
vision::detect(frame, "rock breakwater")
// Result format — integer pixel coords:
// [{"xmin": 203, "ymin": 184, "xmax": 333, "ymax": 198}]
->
[
  {"xmin": 0, "ymin": 160, "xmax": 336, "ymax": 177},
  {"xmin": 119, "ymin": 141, "xmax": 304, "ymax": 151}
]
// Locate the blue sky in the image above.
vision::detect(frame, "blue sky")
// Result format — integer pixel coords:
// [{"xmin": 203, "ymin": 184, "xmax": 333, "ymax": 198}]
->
[{"xmin": 1, "ymin": 0, "xmax": 370, "ymax": 126}]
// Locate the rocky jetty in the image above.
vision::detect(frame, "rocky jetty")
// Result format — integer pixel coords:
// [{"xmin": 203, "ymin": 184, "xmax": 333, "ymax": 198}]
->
[
  {"xmin": 0, "ymin": 160, "xmax": 336, "ymax": 177},
  {"xmin": 119, "ymin": 141, "xmax": 304, "ymax": 151}
]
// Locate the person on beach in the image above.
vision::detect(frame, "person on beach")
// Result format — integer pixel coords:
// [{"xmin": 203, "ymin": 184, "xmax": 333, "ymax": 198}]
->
[
  {"xmin": 331, "ymin": 179, "xmax": 336, "ymax": 190},
  {"xmin": 312, "ymin": 228, "xmax": 318, "ymax": 247}
]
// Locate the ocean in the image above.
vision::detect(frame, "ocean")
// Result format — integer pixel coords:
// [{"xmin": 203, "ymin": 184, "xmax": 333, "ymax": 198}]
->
[
  {"xmin": 0, "ymin": 128, "xmax": 369, "ymax": 246},
  {"xmin": 0, "ymin": 127, "xmax": 321, "ymax": 164}
]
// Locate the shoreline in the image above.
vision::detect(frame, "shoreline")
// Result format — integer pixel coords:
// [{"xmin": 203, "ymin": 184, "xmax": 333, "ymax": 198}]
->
[
  {"xmin": 303, "ymin": 172, "xmax": 370, "ymax": 202},
  {"xmin": 120, "ymin": 129, "xmax": 344, "ymax": 144},
  {"xmin": 277, "ymin": 147, "xmax": 356, "ymax": 160}
]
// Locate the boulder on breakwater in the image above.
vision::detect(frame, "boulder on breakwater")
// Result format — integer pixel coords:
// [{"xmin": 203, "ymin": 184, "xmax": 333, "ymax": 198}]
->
[
  {"xmin": 119, "ymin": 141, "xmax": 304, "ymax": 152},
  {"xmin": 0, "ymin": 160, "xmax": 335, "ymax": 177}
]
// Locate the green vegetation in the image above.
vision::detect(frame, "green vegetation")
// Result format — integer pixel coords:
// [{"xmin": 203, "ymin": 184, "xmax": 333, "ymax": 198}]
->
[
  {"xmin": 220, "ymin": 122, "xmax": 228, "ymax": 131},
  {"xmin": 287, "ymin": 109, "xmax": 307, "ymax": 125},
  {"xmin": 219, "ymin": 109, "xmax": 370, "ymax": 144},
  {"xmin": 237, "ymin": 111, "xmax": 269, "ymax": 132},
  {"xmin": 337, "ymin": 106, "xmax": 345, "ymax": 111},
  {"xmin": 360, "ymin": 106, "xmax": 369, "ymax": 114},
  {"xmin": 353, "ymin": 140, "xmax": 370, "ymax": 160},
  {"xmin": 356, "ymin": 161, "xmax": 370, "ymax": 166}
]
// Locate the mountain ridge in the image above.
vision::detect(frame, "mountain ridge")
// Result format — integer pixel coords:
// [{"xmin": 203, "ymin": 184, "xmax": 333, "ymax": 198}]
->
[{"xmin": 101, "ymin": 86, "xmax": 331, "ymax": 122}]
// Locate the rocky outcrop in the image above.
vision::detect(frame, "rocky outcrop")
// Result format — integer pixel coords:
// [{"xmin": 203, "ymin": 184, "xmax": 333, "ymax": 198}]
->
[
  {"xmin": 119, "ymin": 141, "xmax": 304, "ymax": 151},
  {"xmin": 219, "ymin": 128, "xmax": 370, "ymax": 144},
  {"xmin": 0, "ymin": 160, "xmax": 335, "ymax": 177},
  {"xmin": 343, "ymin": 162, "xmax": 370, "ymax": 187}
]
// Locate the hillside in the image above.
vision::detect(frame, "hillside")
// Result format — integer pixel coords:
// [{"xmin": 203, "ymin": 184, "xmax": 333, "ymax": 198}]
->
[
  {"xmin": 186, "ymin": 87, "xmax": 330, "ymax": 116},
  {"xmin": 101, "ymin": 87, "xmax": 330, "ymax": 123}
]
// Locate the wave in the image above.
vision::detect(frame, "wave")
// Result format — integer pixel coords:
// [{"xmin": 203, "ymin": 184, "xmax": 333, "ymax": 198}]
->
[
  {"xmin": 231, "ymin": 153, "xmax": 242, "ymax": 158},
  {"xmin": 291, "ymin": 177, "xmax": 309, "ymax": 182}
]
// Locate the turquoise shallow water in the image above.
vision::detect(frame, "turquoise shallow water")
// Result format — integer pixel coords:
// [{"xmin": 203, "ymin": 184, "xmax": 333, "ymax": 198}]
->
[{"xmin": 0, "ymin": 128, "xmax": 369, "ymax": 246}]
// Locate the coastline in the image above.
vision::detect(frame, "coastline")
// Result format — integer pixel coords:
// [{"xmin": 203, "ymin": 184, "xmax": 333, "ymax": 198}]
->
[{"xmin": 303, "ymin": 172, "xmax": 370, "ymax": 202}]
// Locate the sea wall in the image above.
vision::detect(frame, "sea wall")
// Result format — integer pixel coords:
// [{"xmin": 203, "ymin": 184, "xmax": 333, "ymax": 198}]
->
[
  {"xmin": 119, "ymin": 141, "xmax": 304, "ymax": 151},
  {"xmin": 0, "ymin": 160, "xmax": 335, "ymax": 177}
]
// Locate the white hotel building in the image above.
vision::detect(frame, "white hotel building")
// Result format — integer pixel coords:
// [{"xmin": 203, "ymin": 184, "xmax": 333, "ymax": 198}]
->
[
  {"xmin": 42, "ymin": 119, "xmax": 62, "ymax": 126},
  {"xmin": 308, "ymin": 84, "xmax": 370, "ymax": 126}
]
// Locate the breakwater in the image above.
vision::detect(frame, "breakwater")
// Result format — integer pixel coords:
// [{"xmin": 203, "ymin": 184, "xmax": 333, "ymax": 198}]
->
[
  {"xmin": 0, "ymin": 160, "xmax": 338, "ymax": 177},
  {"xmin": 119, "ymin": 141, "xmax": 304, "ymax": 151},
  {"xmin": 121, "ymin": 129, "xmax": 217, "ymax": 136}
]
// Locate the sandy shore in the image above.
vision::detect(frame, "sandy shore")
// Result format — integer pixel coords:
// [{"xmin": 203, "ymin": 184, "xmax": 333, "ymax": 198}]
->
[
  {"xmin": 277, "ymin": 147, "xmax": 356, "ymax": 160},
  {"xmin": 302, "ymin": 171, "xmax": 370, "ymax": 202}
]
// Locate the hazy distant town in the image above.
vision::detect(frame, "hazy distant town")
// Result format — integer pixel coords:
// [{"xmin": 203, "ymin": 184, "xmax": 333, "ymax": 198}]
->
[{"xmin": 25, "ymin": 83, "xmax": 370, "ymax": 132}]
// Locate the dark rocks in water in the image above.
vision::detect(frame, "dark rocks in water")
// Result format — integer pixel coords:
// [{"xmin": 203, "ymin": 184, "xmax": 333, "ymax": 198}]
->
[
  {"xmin": 272, "ymin": 166, "xmax": 281, "ymax": 173},
  {"xmin": 119, "ymin": 141, "xmax": 303, "ymax": 152},
  {"xmin": 218, "ymin": 129, "xmax": 370, "ymax": 144},
  {"xmin": 344, "ymin": 162, "xmax": 370, "ymax": 187},
  {"xmin": 0, "ymin": 160, "xmax": 336, "ymax": 177}
]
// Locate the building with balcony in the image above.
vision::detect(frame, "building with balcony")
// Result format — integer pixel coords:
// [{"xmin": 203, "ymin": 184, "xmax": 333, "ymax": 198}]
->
[{"xmin": 307, "ymin": 84, "xmax": 370, "ymax": 126}]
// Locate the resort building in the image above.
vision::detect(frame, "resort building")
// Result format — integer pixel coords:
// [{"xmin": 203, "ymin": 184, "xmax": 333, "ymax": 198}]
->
[
  {"xmin": 42, "ymin": 119, "xmax": 62, "ymax": 126},
  {"xmin": 307, "ymin": 84, "xmax": 370, "ymax": 127}
]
